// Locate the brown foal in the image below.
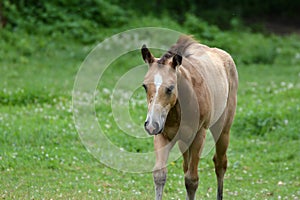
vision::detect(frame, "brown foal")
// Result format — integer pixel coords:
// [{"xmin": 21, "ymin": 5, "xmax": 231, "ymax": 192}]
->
[{"xmin": 141, "ymin": 35, "xmax": 238, "ymax": 200}]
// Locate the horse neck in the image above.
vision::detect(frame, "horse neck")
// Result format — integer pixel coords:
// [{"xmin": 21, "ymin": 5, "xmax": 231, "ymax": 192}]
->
[{"xmin": 177, "ymin": 67, "xmax": 201, "ymax": 126}]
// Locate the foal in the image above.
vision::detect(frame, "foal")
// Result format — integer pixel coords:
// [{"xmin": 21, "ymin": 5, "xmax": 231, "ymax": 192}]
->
[{"xmin": 141, "ymin": 35, "xmax": 238, "ymax": 200}]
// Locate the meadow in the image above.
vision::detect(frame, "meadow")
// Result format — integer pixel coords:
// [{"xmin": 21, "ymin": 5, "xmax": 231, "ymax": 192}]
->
[{"xmin": 1, "ymin": 11, "xmax": 300, "ymax": 200}]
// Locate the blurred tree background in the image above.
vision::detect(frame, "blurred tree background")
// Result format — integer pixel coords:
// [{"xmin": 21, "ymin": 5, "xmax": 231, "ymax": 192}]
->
[
  {"xmin": 1, "ymin": 0, "xmax": 299, "ymax": 66},
  {"xmin": 1, "ymin": 0, "xmax": 299, "ymax": 33}
]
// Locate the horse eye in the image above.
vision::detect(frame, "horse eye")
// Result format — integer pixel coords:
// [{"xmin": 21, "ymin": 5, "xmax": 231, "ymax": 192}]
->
[
  {"xmin": 166, "ymin": 85, "xmax": 174, "ymax": 95},
  {"xmin": 142, "ymin": 84, "xmax": 147, "ymax": 92}
]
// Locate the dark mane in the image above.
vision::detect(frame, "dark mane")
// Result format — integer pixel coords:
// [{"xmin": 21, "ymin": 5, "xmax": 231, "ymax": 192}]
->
[{"xmin": 157, "ymin": 35, "xmax": 198, "ymax": 64}]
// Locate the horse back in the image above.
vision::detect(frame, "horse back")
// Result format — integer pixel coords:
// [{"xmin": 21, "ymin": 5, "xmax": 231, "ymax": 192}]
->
[{"xmin": 182, "ymin": 43, "xmax": 238, "ymax": 127}]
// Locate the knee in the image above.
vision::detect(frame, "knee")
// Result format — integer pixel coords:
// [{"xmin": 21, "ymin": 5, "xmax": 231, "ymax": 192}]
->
[
  {"xmin": 153, "ymin": 168, "xmax": 167, "ymax": 186},
  {"xmin": 213, "ymin": 154, "xmax": 227, "ymax": 166},
  {"xmin": 185, "ymin": 175, "xmax": 199, "ymax": 191},
  {"xmin": 213, "ymin": 155, "xmax": 227, "ymax": 174}
]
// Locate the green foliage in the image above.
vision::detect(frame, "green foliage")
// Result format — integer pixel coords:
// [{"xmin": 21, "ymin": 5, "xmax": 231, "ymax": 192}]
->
[
  {"xmin": 182, "ymin": 14, "xmax": 300, "ymax": 65},
  {"xmin": 2, "ymin": 0, "xmax": 128, "ymax": 43},
  {"xmin": 235, "ymin": 110, "xmax": 283, "ymax": 136},
  {"xmin": 213, "ymin": 32, "xmax": 278, "ymax": 65},
  {"xmin": 183, "ymin": 14, "xmax": 221, "ymax": 41},
  {"xmin": 2, "ymin": 1, "xmax": 300, "ymax": 65},
  {"xmin": 110, "ymin": 0, "xmax": 300, "ymax": 29},
  {"xmin": 234, "ymin": 64, "xmax": 300, "ymax": 140}
]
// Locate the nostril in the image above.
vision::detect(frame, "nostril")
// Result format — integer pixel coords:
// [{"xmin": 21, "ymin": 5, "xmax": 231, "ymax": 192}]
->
[
  {"xmin": 144, "ymin": 120, "xmax": 149, "ymax": 127},
  {"xmin": 154, "ymin": 122, "xmax": 159, "ymax": 131}
]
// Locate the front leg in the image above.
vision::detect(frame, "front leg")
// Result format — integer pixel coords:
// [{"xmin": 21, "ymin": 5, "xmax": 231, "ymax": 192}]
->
[
  {"xmin": 184, "ymin": 129, "xmax": 206, "ymax": 200},
  {"xmin": 153, "ymin": 134, "xmax": 174, "ymax": 200}
]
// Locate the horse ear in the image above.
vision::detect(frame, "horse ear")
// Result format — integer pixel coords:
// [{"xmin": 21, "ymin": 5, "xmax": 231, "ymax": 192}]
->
[
  {"xmin": 141, "ymin": 44, "xmax": 155, "ymax": 64},
  {"xmin": 171, "ymin": 54, "xmax": 182, "ymax": 69}
]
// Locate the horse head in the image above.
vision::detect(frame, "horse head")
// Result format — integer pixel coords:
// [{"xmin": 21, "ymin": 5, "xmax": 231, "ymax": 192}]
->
[{"xmin": 141, "ymin": 45, "xmax": 182, "ymax": 135}]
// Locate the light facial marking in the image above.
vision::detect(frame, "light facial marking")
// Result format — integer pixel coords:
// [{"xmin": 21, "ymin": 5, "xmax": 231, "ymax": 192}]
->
[
  {"xmin": 154, "ymin": 73, "xmax": 163, "ymax": 88},
  {"xmin": 147, "ymin": 73, "xmax": 163, "ymax": 126}
]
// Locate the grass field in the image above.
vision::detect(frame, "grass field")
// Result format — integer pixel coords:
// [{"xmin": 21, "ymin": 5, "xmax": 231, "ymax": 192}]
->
[{"xmin": 1, "ymin": 27, "xmax": 300, "ymax": 200}]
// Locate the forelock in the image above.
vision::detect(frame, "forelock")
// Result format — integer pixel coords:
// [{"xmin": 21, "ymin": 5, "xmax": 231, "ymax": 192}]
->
[{"xmin": 157, "ymin": 51, "xmax": 175, "ymax": 65}]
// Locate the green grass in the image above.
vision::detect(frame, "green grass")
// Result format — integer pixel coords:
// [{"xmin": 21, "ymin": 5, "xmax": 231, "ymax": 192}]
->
[{"xmin": 1, "ymin": 26, "xmax": 300, "ymax": 200}]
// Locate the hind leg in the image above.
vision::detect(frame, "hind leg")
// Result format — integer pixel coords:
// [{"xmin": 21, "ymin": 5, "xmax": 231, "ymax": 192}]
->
[
  {"xmin": 210, "ymin": 105, "xmax": 235, "ymax": 200},
  {"xmin": 211, "ymin": 127, "xmax": 229, "ymax": 200},
  {"xmin": 179, "ymin": 128, "xmax": 206, "ymax": 200},
  {"xmin": 211, "ymin": 56, "xmax": 238, "ymax": 200}
]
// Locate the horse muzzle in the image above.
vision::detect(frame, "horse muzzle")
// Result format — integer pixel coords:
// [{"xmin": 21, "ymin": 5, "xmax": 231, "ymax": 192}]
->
[
  {"xmin": 144, "ymin": 111, "xmax": 167, "ymax": 135},
  {"xmin": 144, "ymin": 120, "xmax": 164, "ymax": 135},
  {"xmin": 144, "ymin": 103, "xmax": 169, "ymax": 135}
]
